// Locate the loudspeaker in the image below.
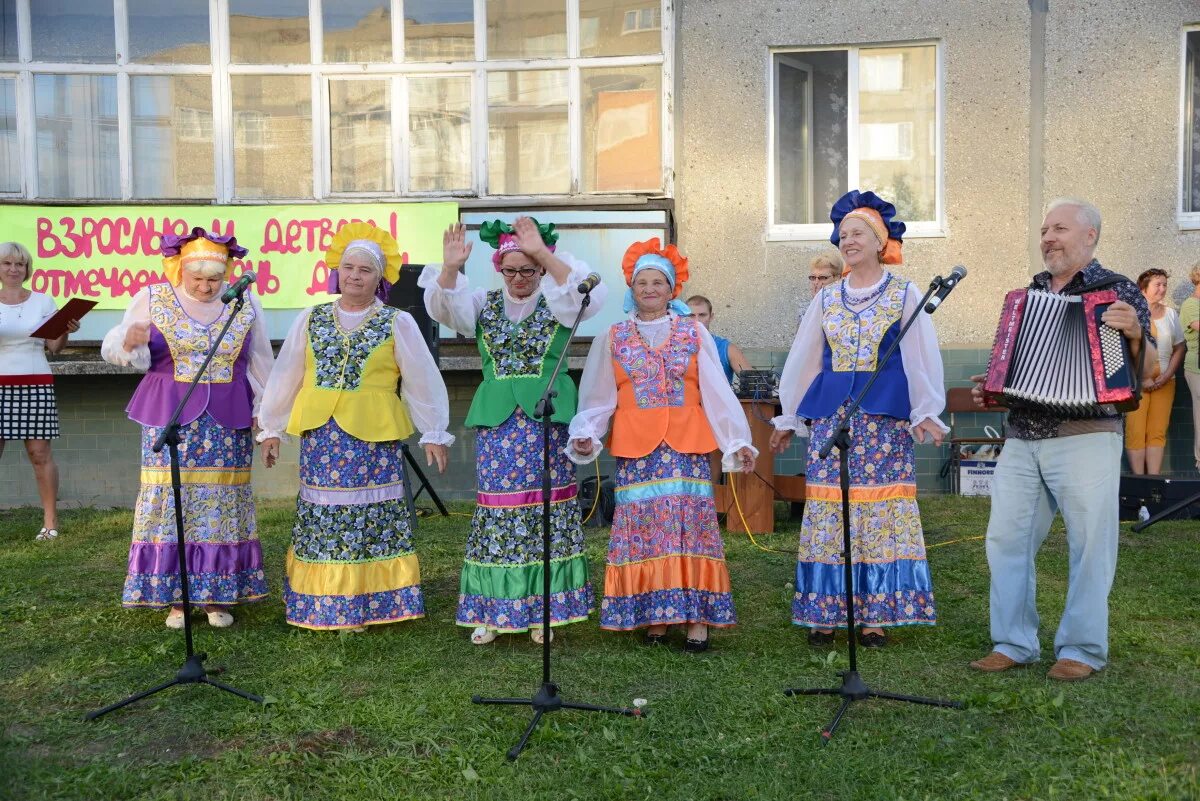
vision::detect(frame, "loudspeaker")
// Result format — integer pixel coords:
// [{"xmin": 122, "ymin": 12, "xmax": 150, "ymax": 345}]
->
[
  {"xmin": 1118, "ymin": 475, "xmax": 1200, "ymax": 521},
  {"xmin": 386, "ymin": 263, "xmax": 439, "ymax": 365}
]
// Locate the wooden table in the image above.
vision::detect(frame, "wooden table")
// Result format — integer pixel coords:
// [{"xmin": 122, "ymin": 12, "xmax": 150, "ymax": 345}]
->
[{"xmin": 711, "ymin": 399, "xmax": 806, "ymax": 534}]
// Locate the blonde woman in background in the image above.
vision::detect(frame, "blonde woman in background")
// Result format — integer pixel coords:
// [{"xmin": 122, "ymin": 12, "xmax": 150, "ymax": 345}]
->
[
  {"xmin": 1125, "ymin": 268, "xmax": 1186, "ymax": 475},
  {"xmin": 1179, "ymin": 263, "xmax": 1200, "ymax": 471}
]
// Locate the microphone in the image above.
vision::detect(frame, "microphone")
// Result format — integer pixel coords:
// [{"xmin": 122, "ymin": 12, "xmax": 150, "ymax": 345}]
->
[
  {"xmin": 221, "ymin": 272, "xmax": 256, "ymax": 304},
  {"xmin": 576, "ymin": 272, "xmax": 601, "ymax": 294},
  {"xmin": 924, "ymin": 266, "xmax": 967, "ymax": 314}
]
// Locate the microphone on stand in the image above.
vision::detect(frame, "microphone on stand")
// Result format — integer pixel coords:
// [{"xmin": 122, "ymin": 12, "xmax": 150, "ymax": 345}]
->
[
  {"xmin": 924, "ymin": 266, "xmax": 967, "ymax": 314},
  {"xmin": 576, "ymin": 272, "xmax": 602, "ymax": 294},
  {"xmin": 221, "ymin": 272, "xmax": 256, "ymax": 304}
]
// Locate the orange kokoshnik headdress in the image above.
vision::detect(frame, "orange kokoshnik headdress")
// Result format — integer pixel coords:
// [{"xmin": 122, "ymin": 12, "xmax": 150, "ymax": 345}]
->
[
  {"xmin": 621, "ymin": 238, "xmax": 691, "ymax": 316},
  {"xmin": 160, "ymin": 227, "xmax": 248, "ymax": 287}
]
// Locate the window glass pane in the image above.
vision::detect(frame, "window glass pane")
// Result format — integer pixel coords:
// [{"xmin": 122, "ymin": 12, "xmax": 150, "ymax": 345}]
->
[
  {"xmin": 330, "ymin": 80, "xmax": 391, "ymax": 192},
  {"xmin": 0, "ymin": 78, "xmax": 18, "ymax": 191},
  {"xmin": 582, "ymin": 66, "xmax": 660, "ymax": 192},
  {"xmin": 405, "ymin": 0, "xmax": 473, "ymax": 62},
  {"xmin": 409, "ymin": 75, "xmax": 471, "ymax": 192},
  {"xmin": 34, "ymin": 74, "xmax": 119, "ymax": 198},
  {"xmin": 1186, "ymin": 31, "xmax": 1200, "ymax": 213},
  {"xmin": 324, "ymin": 0, "xmax": 390, "ymax": 63},
  {"xmin": 2, "ymin": 0, "xmax": 17, "ymax": 62},
  {"xmin": 487, "ymin": 0, "xmax": 565, "ymax": 60},
  {"xmin": 857, "ymin": 45, "xmax": 937, "ymax": 222},
  {"xmin": 488, "ymin": 70, "xmax": 568, "ymax": 195},
  {"xmin": 231, "ymin": 75, "xmax": 311, "ymax": 198},
  {"xmin": 31, "ymin": 0, "xmax": 115, "ymax": 63},
  {"xmin": 773, "ymin": 50, "xmax": 847, "ymax": 225},
  {"xmin": 131, "ymin": 76, "xmax": 214, "ymax": 198},
  {"xmin": 579, "ymin": 0, "xmax": 661, "ymax": 58},
  {"xmin": 128, "ymin": 0, "xmax": 211, "ymax": 64},
  {"xmin": 229, "ymin": 0, "xmax": 309, "ymax": 64}
]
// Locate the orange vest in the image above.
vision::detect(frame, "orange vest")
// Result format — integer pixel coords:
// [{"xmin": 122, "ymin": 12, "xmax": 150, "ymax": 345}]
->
[{"xmin": 607, "ymin": 318, "xmax": 718, "ymax": 459}]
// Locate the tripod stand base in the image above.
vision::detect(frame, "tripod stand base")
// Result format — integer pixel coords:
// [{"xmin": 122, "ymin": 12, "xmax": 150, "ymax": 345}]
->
[
  {"xmin": 85, "ymin": 652, "xmax": 263, "ymax": 721},
  {"xmin": 784, "ymin": 670, "xmax": 961, "ymax": 742},
  {"xmin": 473, "ymin": 682, "xmax": 643, "ymax": 761}
]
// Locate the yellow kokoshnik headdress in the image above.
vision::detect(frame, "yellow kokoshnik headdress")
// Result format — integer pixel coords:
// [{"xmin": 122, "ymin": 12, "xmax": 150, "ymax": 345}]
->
[
  {"xmin": 160, "ymin": 227, "xmax": 248, "ymax": 287},
  {"xmin": 325, "ymin": 222, "xmax": 404, "ymax": 301}
]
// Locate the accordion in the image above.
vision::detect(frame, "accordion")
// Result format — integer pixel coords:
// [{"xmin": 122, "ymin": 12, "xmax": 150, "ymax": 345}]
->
[{"xmin": 983, "ymin": 288, "xmax": 1140, "ymax": 414}]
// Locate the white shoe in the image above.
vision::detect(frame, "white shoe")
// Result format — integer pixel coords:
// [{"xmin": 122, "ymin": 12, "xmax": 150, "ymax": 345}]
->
[
  {"xmin": 530, "ymin": 626, "xmax": 554, "ymax": 644},
  {"xmin": 471, "ymin": 626, "xmax": 497, "ymax": 645},
  {"xmin": 165, "ymin": 608, "xmax": 186, "ymax": 629},
  {"xmin": 205, "ymin": 608, "xmax": 234, "ymax": 628},
  {"xmin": 35, "ymin": 528, "xmax": 58, "ymax": 541}
]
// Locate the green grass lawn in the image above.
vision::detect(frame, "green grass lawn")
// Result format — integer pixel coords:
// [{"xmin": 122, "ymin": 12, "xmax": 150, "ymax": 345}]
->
[{"xmin": 1, "ymin": 496, "xmax": 1197, "ymax": 801}]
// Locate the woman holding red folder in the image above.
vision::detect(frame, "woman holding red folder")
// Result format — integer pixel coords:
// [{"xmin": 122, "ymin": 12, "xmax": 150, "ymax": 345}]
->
[{"xmin": 0, "ymin": 241, "xmax": 79, "ymax": 541}]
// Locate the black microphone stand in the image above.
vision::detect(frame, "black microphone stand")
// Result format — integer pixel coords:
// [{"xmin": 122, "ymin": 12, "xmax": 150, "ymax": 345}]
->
[
  {"xmin": 472, "ymin": 286, "xmax": 641, "ymax": 761},
  {"xmin": 784, "ymin": 273, "xmax": 963, "ymax": 741},
  {"xmin": 87, "ymin": 291, "xmax": 263, "ymax": 720}
]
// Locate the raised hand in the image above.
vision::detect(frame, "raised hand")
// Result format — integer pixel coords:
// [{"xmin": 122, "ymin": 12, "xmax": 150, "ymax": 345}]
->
[
  {"xmin": 442, "ymin": 223, "xmax": 473, "ymax": 271},
  {"xmin": 512, "ymin": 216, "xmax": 549, "ymax": 260}
]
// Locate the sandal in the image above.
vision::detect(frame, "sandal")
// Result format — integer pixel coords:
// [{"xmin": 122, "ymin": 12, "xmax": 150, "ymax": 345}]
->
[
  {"xmin": 165, "ymin": 608, "xmax": 186, "ymax": 630},
  {"xmin": 530, "ymin": 626, "xmax": 554, "ymax": 644},
  {"xmin": 34, "ymin": 528, "xmax": 58, "ymax": 541},
  {"xmin": 684, "ymin": 637, "xmax": 710, "ymax": 653},
  {"xmin": 470, "ymin": 626, "xmax": 497, "ymax": 645}
]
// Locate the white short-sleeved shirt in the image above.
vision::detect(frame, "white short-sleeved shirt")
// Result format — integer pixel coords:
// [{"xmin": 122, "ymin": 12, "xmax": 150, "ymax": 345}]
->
[
  {"xmin": 0, "ymin": 291, "xmax": 58, "ymax": 377},
  {"xmin": 1152, "ymin": 307, "xmax": 1186, "ymax": 376}
]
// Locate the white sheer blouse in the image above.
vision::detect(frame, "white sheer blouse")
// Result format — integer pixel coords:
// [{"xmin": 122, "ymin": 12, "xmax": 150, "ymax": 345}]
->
[
  {"xmin": 256, "ymin": 300, "xmax": 454, "ymax": 446},
  {"xmin": 772, "ymin": 272, "xmax": 949, "ymax": 437},
  {"xmin": 100, "ymin": 284, "xmax": 275, "ymax": 413},
  {"xmin": 567, "ymin": 312, "xmax": 757, "ymax": 472},
  {"xmin": 417, "ymin": 250, "xmax": 607, "ymax": 334}
]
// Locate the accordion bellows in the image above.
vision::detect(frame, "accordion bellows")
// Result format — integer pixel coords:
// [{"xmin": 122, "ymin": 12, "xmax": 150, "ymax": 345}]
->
[{"xmin": 984, "ymin": 288, "xmax": 1140, "ymax": 415}]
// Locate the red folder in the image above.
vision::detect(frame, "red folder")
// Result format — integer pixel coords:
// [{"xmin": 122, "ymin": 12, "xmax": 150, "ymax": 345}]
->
[{"xmin": 29, "ymin": 298, "xmax": 98, "ymax": 339}]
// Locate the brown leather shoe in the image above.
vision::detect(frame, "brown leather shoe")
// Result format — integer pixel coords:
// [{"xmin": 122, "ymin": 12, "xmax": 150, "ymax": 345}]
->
[
  {"xmin": 969, "ymin": 651, "xmax": 1021, "ymax": 672},
  {"xmin": 1047, "ymin": 658, "xmax": 1096, "ymax": 681}
]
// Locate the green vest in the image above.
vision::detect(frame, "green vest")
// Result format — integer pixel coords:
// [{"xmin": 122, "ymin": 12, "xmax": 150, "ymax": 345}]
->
[{"xmin": 465, "ymin": 290, "xmax": 576, "ymax": 427}]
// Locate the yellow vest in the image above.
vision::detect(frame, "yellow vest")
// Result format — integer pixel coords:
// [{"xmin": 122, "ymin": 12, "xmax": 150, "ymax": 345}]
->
[{"xmin": 286, "ymin": 303, "xmax": 415, "ymax": 442}]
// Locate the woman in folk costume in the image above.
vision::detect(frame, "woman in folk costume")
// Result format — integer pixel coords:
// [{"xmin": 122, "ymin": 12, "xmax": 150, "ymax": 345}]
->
[
  {"xmin": 420, "ymin": 217, "xmax": 606, "ymax": 645},
  {"xmin": 567, "ymin": 239, "xmax": 755, "ymax": 653},
  {"xmin": 769, "ymin": 190, "xmax": 947, "ymax": 648},
  {"xmin": 258, "ymin": 223, "xmax": 452, "ymax": 632},
  {"xmin": 101, "ymin": 228, "xmax": 272, "ymax": 629}
]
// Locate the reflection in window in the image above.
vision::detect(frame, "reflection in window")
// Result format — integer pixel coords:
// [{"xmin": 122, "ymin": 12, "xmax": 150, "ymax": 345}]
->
[
  {"xmin": 405, "ymin": 0, "xmax": 474, "ymax": 62},
  {"xmin": 31, "ymin": 0, "xmax": 115, "ymax": 63},
  {"xmin": 231, "ymin": 75, "xmax": 311, "ymax": 198},
  {"xmin": 1185, "ymin": 31, "xmax": 1200, "ymax": 213},
  {"xmin": 409, "ymin": 76, "xmax": 471, "ymax": 192},
  {"xmin": 772, "ymin": 45, "xmax": 938, "ymax": 226},
  {"xmin": 0, "ymin": 78, "xmax": 17, "ymax": 191},
  {"xmin": 131, "ymin": 76, "xmax": 214, "ymax": 198},
  {"xmin": 34, "ymin": 74, "xmax": 119, "ymax": 198},
  {"xmin": 324, "ymin": 0, "xmax": 390, "ymax": 63},
  {"xmin": 580, "ymin": 1, "xmax": 660, "ymax": 57},
  {"xmin": 1, "ymin": 0, "xmax": 17, "ymax": 62},
  {"xmin": 229, "ymin": 0, "xmax": 310, "ymax": 65},
  {"xmin": 582, "ymin": 66, "xmax": 661, "ymax": 192},
  {"xmin": 330, "ymin": 80, "xmax": 391, "ymax": 192},
  {"xmin": 486, "ymin": 0, "xmax": 566, "ymax": 60},
  {"xmin": 128, "ymin": 0, "xmax": 211, "ymax": 64},
  {"xmin": 488, "ymin": 71, "xmax": 568, "ymax": 195}
]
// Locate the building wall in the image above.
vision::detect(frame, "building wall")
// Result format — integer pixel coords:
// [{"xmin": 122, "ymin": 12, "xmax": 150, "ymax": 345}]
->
[{"xmin": 676, "ymin": 1, "xmax": 1200, "ymax": 350}]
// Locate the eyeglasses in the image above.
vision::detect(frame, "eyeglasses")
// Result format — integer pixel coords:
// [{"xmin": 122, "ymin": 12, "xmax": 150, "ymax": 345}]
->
[
  {"xmin": 500, "ymin": 266, "xmax": 539, "ymax": 278},
  {"xmin": 808, "ymin": 274, "xmax": 835, "ymax": 283}
]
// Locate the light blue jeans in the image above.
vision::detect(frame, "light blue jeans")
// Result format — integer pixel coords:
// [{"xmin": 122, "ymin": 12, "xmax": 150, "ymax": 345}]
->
[{"xmin": 985, "ymin": 432, "xmax": 1121, "ymax": 670}]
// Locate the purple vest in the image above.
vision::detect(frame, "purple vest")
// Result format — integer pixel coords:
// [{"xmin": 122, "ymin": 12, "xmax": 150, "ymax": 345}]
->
[{"xmin": 125, "ymin": 283, "xmax": 256, "ymax": 429}]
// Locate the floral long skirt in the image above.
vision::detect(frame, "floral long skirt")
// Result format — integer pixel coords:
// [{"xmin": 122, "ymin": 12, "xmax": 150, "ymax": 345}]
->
[
  {"xmin": 600, "ymin": 443, "xmax": 736, "ymax": 630},
  {"xmin": 123, "ymin": 413, "xmax": 268, "ymax": 609},
  {"xmin": 456, "ymin": 409, "xmax": 592, "ymax": 633},
  {"xmin": 283, "ymin": 419, "xmax": 423, "ymax": 630},
  {"xmin": 794, "ymin": 408, "xmax": 937, "ymax": 629}
]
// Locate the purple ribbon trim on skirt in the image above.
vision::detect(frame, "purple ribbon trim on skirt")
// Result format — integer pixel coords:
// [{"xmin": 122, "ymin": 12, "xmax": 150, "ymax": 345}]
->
[{"xmin": 127, "ymin": 539, "xmax": 264, "ymax": 576}]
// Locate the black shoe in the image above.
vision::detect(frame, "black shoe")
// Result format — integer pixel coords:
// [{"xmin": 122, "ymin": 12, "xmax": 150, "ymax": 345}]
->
[
  {"xmin": 683, "ymin": 637, "xmax": 710, "ymax": 653},
  {"xmin": 858, "ymin": 630, "xmax": 887, "ymax": 648},
  {"xmin": 807, "ymin": 629, "xmax": 835, "ymax": 647},
  {"xmin": 643, "ymin": 632, "xmax": 667, "ymax": 646}
]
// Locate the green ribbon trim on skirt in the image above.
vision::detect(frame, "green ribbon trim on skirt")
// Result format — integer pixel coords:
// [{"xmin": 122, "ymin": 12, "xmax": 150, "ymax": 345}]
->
[{"xmin": 459, "ymin": 554, "xmax": 589, "ymax": 601}]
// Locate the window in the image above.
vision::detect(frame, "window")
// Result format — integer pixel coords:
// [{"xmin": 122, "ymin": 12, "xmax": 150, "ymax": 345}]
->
[
  {"xmin": 0, "ymin": 1, "xmax": 670, "ymax": 202},
  {"xmin": 769, "ymin": 43, "xmax": 942, "ymax": 239},
  {"xmin": 1181, "ymin": 30, "xmax": 1200, "ymax": 223}
]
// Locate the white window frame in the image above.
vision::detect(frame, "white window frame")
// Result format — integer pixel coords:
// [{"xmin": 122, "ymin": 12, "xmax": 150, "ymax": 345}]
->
[
  {"xmin": 1178, "ymin": 26, "xmax": 1200, "ymax": 229},
  {"xmin": 766, "ymin": 41, "xmax": 945, "ymax": 242},
  {"xmin": 0, "ymin": 0, "xmax": 674, "ymax": 204}
]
